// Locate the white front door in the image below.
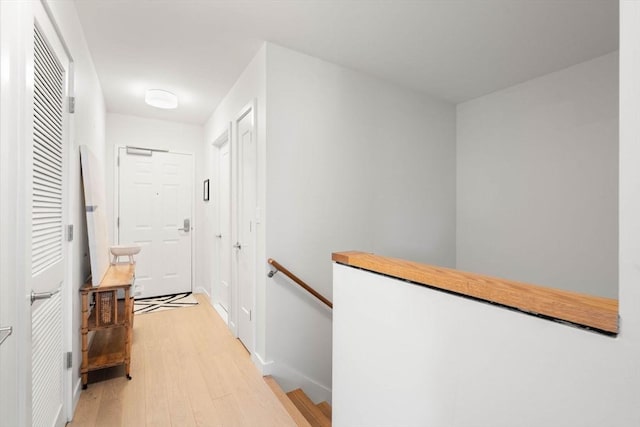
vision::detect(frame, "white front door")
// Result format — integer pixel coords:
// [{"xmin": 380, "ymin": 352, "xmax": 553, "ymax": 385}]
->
[
  {"xmin": 118, "ymin": 148, "xmax": 193, "ymax": 298},
  {"xmin": 29, "ymin": 4, "xmax": 70, "ymax": 426},
  {"xmin": 236, "ymin": 104, "xmax": 256, "ymax": 353},
  {"xmin": 216, "ymin": 135, "xmax": 231, "ymax": 314}
]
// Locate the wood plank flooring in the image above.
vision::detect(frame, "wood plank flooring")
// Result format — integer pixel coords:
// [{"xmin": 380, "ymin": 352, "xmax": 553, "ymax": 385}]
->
[{"xmin": 68, "ymin": 294, "xmax": 297, "ymax": 427}]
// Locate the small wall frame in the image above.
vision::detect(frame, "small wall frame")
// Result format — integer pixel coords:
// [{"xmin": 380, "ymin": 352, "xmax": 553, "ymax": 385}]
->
[{"xmin": 203, "ymin": 179, "xmax": 210, "ymax": 201}]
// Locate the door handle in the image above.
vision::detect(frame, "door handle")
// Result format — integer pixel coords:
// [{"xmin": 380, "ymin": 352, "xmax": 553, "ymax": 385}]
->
[
  {"xmin": 178, "ymin": 218, "xmax": 191, "ymax": 232},
  {"xmin": 233, "ymin": 242, "xmax": 242, "ymax": 250},
  {"xmin": 0, "ymin": 326, "xmax": 12, "ymax": 346},
  {"xmin": 30, "ymin": 287, "xmax": 61, "ymax": 305},
  {"xmin": 215, "ymin": 234, "xmax": 222, "ymax": 238}
]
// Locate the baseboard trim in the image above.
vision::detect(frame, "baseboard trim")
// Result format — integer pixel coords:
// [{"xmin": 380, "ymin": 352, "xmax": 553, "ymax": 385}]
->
[
  {"xmin": 228, "ymin": 320, "xmax": 237, "ymax": 336},
  {"xmin": 71, "ymin": 378, "xmax": 82, "ymax": 420},
  {"xmin": 268, "ymin": 361, "xmax": 332, "ymax": 404},
  {"xmin": 212, "ymin": 303, "xmax": 229, "ymax": 324},
  {"xmin": 252, "ymin": 352, "xmax": 274, "ymax": 375},
  {"xmin": 194, "ymin": 286, "xmax": 210, "ymax": 299}
]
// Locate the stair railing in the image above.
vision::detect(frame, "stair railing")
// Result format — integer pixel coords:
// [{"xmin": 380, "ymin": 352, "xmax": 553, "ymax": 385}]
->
[{"xmin": 267, "ymin": 258, "xmax": 333, "ymax": 309}]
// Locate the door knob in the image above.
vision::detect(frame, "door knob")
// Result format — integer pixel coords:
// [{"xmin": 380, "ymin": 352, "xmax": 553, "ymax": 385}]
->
[{"xmin": 233, "ymin": 242, "xmax": 242, "ymax": 250}]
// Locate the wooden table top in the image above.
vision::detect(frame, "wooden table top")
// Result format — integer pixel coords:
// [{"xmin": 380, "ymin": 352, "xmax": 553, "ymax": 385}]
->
[{"xmin": 81, "ymin": 263, "xmax": 135, "ymax": 292}]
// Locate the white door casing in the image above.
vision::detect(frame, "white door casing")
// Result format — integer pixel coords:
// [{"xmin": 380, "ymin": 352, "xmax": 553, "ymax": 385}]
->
[
  {"xmin": 118, "ymin": 148, "xmax": 193, "ymax": 299},
  {"xmin": 28, "ymin": 3, "xmax": 70, "ymax": 426},
  {"xmin": 235, "ymin": 102, "xmax": 257, "ymax": 354},
  {"xmin": 214, "ymin": 129, "xmax": 232, "ymax": 315},
  {"xmin": 0, "ymin": 2, "xmax": 18, "ymax": 425}
]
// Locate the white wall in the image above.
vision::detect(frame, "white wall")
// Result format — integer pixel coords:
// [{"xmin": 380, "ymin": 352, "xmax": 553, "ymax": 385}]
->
[
  {"xmin": 333, "ymin": 263, "xmax": 637, "ymax": 427},
  {"xmin": 44, "ymin": 1, "xmax": 109, "ymax": 418},
  {"xmin": 201, "ymin": 44, "xmax": 267, "ymax": 358},
  {"xmin": 332, "ymin": 3, "xmax": 640, "ymax": 425},
  {"xmin": 456, "ymin": 52, "xmax": 618, "ymax": 298},
  {"xmin": 43, "ymin": 2, "xmax": 106, "ymax": 418},
  {"xmin": 265, "ymin": 44, "xmax": 457, "ymax": 401},
  {"xmin": 618, "ymin": 0, "xmax": 640, "ymax": 346}
]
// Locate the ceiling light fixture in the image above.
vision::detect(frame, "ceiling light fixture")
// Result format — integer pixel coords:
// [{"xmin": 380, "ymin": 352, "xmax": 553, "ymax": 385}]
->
[{"xmin": 145, "ymin": 89, "xmax": 178, "ymax": 109}]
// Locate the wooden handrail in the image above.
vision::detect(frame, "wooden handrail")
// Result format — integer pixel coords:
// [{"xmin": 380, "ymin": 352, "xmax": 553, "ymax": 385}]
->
[{"xmin": 267, "ymin": 258, "xmax": 333, "ymax": 309}]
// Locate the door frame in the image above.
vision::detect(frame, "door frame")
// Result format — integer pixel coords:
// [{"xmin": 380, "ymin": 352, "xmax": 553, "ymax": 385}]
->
[
  {"xmin": 114, "ymin": 145, "xmax": 196, "ymax": 296},
  {"xmin": 232, "ymin": 100, "xmax": 257, "ymax": 352},
  {"xmin": 212, "ymin": 123, "xmax": 232, "ymax": 324},
  {"xmin": 0, "ymin": 2, "xmax": 26, "ymax": 425}
]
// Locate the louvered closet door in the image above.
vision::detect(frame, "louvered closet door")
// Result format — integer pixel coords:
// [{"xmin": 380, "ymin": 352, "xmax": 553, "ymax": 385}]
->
[{"xmin": 30, "ymin": 10, "xmax": 69, "ymax": 427}]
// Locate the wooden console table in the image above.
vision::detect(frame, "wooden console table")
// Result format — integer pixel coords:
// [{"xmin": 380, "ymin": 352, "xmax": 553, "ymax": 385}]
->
[{"xmin": 80, "ymin": 263, "xmax": 135, "ymax": 389}]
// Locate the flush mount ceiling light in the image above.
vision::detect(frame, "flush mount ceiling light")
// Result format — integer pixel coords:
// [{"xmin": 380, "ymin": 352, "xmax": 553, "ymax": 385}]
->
[{"xmin": 145, "ymin": 89, "xmax": 178, "ymax": 109}]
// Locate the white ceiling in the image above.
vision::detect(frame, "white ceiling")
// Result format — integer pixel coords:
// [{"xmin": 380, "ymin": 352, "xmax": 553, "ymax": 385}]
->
[{"xmin": 74, "ymin": 0, "xmax": 618, "ymax": 125}]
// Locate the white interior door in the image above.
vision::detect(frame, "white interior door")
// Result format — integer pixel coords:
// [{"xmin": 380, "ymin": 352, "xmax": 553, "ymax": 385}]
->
[
  {"xmin": 29, "ymin": 5, "xmax": 70, "ymax": 427},
  {"xmin": 118, "ymin": 148, "xmax": 193, "ymax": 299},
  {"xmin": 216, "ymin": 136, "xmax": 231, "ymax": 313},
  {"xmin": 236, "ymin": 104, "xmax": 256, "ymax": 353}
]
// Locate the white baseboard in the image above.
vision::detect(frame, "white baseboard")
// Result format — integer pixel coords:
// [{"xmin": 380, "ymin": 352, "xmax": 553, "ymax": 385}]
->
[
  {"xmin": 212, "ymin": 303, "xmax": 229, "ymax": 324},
  {"xmin": 228, "ymin": 320, "xmax": 237, "ymax": 336},
  {"xmin": 267, "ymin": 361, "xmax": 332, "ymax": 404},
  {"xmin": 252, "ymin": 352, "xmax": 274, "ymax": 375},
  {"xmin": 196, "ymin": 288, "xmax": 233, "ymax": 331},
  {"xmin": 71, "ymin": 378, "xmax": 82, "ymax": 420},
  {"xmin": 194, "ymin": 286, "xmax": 210, "ymax": 299}
]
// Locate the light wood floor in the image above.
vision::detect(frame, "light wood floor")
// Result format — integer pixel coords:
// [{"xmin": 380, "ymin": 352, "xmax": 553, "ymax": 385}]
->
[{"xmin": 69, "ymin": 294, "xmax": 296, "ymax": 427}]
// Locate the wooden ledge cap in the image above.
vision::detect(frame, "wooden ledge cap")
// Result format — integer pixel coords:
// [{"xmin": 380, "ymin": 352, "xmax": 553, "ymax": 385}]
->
[{"xmin": 332, "ymin": 251, "xmax": 618, "ymax": 334}]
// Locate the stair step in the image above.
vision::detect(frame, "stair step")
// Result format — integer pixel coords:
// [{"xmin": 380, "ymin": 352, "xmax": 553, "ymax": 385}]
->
[
  {"xmin": 316, "ymin": 401, "xmax": 332, "ymax": 420},
  {"xmin": 264, "ymin": 376, "xmax": 312, "ymax": 427},
  {"xmin": 287, "ymin": 388, "xmax": 331, "ymax": 427}
]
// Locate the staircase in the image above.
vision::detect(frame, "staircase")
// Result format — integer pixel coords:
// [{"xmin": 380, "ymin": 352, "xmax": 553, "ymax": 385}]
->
[{"xmin": 264, "ymin": 376, "xmax": 331, "ymax": 427}]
